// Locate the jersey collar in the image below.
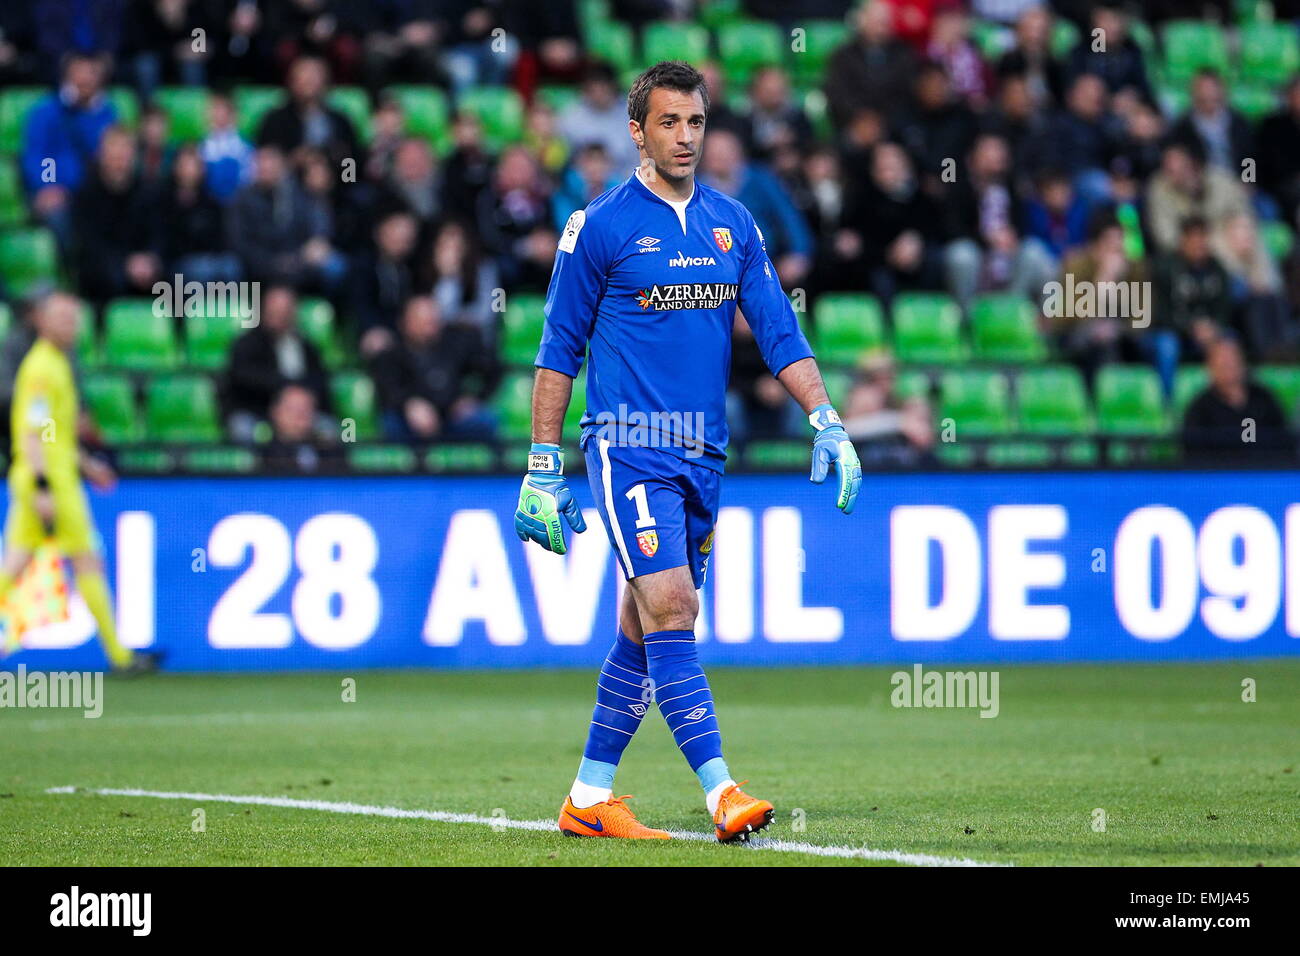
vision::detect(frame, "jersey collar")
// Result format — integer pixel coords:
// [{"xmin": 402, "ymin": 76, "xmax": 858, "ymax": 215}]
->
[{"xmin": 632, "ymin": 167, "xmax": 696, "ymax": 234}]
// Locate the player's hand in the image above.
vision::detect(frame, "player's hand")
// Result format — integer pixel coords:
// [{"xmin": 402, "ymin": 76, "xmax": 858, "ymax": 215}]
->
[
  {"xmin": 809, "ymin": 404, "xmax": 861, "ymax": 515},
  {"xmin": 514, "ymin": 443, "xmax": 586, "ymax": 554}
]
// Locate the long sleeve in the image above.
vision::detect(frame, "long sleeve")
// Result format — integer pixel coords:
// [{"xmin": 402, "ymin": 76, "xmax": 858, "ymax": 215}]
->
[
  {"xmin": 535, "ymin": 210, "xmax": 607, "ymax": 378},
  {"xmin": 736, "ymin": 215, "xmax": 813, "ymax": 377}
]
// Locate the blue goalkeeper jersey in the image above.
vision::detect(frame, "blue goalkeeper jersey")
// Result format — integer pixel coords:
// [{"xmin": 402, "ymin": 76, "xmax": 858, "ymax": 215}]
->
[{"xmin": 535, "ymin": 171, "xmax": 813, "ymax": 472}]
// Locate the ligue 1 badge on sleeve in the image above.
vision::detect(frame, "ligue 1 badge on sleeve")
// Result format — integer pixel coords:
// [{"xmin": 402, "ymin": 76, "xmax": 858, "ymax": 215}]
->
[
  {"xmin": 636, "ymin": 529, "xmax": 659, "ymax": 557},
  {"xmin": 711, "ymin": 227, "xmax": 733, "ymax": 253}
]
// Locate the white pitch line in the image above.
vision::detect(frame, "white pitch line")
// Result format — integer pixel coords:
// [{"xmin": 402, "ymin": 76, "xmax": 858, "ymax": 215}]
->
[{"xmin": 45, "ymin": 786, "xmax": 1009, "ymax": 867}]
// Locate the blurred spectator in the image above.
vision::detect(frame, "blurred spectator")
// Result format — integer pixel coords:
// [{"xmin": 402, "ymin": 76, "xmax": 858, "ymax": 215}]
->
[
  {"xmin": 222, "ymin": 284, "xmax": 333, "ymax": 443},
  {"xmin": 1258, "ymin": 77, "xmax": 1300, "ymax": 225},
  {"xmin": 1169, "ymin": 70, "xmax": 1254, "ymax": 174},
  {"xmin": 1043, "ymin": 73, "xmax": 1119, "ymax": 205},
  {"xmin": 353, "ymin": 210, "xmax": 420, "ymax": 356},
  {"xmin": 524, "ymin": 100, "xmax": 569, "ymax": 176},
  {"xmin": 1109, "ymin": 97, "xmax": 1166, "ymax": 184},
  {"xmin": 825, "ymin": 0, "xmax": 917, "ymax": 129},
  {"xmin": 698, "ymin": 61, "xmax": 752, "ymax": 147},
  {"xmin": 1057, "ymin": 216, "xmax": 1161, "ymax": 389},
  {"xmin": 0, "ymin": 4, "xmax": 37, "ymax": 86},
  {"xmin": 226, "ymin": 145, "xmax": 346, "ymax": 290},
  {"xmin": 796, "ymin": 145, "xmax": 857, "ymax": 297},
  {"xmin": 557, "ymin": 62, "xmax": 639, "ymax": 173},
  {"xmin": 943, "ymin": 133, "xmax": 1056, "ymax": 310},
  {"xmin": 501, "ymin": 1, "xmax": 582, "ymax": 90},
  {"xmin": 728, "ymin": 313, "xmax": 802, "ymax": 443},
  {"xmin": 971, "ymin": 0, "xmax": 1042, "ymax": 25},
  {"xmin": 895, "ymin": 62, "xmax": 979, "ymax": 187},
  {"xmin": 256, "ymin": 55, "xmax": 359, "ymax": 169},
  {"xmin": 1146, "ymin": 139, "xmax": 1255, "ymax": 256},
  {"xmin": 442, "ymin": 1, "xmax": 517, "ymax": 94},
  {"xmin": 369, "ymin": 295, "xmax": 500, "ymax": 441},
  {"xmin": 1061, "ymin": 2, "xmax": 1150, "ymax": 101},
  {"xmin": 129, "ymin": 0, "xmax": 213, "ymax": 99},
  {"xmin": 475, "ymin": 145, "xmax": 555, "ymax": 289},
  {"xmin": 1215, "ymin": 212, "xmax": 1296, "ymax": 361},
  {"xmin": 22, "ymin": 53, "xmax": 117, "ymax": 247},
  {"xmin": 440, "ymin": 112, "xmax": 493, "ymax": 222},
  {"xmin": 424, "ymin": 220, "xmax": 500, "ymax": 339},
  {"xmin": 262, "ymin": 0, "xmax": 362, "ymax": 83},
  {"xmin": 136, "ymin": 104, "xmax": 173, "ymax": 186},
  {"xmin": 1152, "ymin": 216, "xmax": 1232, "ymax": 368},
  {"xmin": 552, "ymin": 143, "xmax": 620, "ymax": 230},
  {"xmin": 376, "ymin": 137, "xmax": 442, "ymax": 233},
  {"xmin": 75, "ymin": 127, "xmax": 163, "ymax": 304},
  {"xmin": 746, "ymin": 66, "xmax": 813, "ymax": 161},
  {"xmin": 364, "ymin": 96, "xmax": 406, "ymax": 183},
  {"xmin": 261, "ymin": 383, "xmax": 344, "ymax": 474},
  {"xmin": 358, "ymin": 2, "xmax": 444, "ymax": 93},
  {"xmin": 31, "ymin": 0, "xmax": 126, "ymax": 74},
  {"xmin": 300, "ymin": 145, "xmax": 368, "ymax": 253},
  {"xmin": 199, "ymin": 91, "xmax": 254, "ymax": 202},
  {"xmin": 996, "ymin": 5, "xmax": 1064, "ymax": 110},
  {"xmin": 160, "ymin": 144, "xmax": 242, "ymax": 284},
  {"xmin": 926, "ymin": 2, "xmax": 990, "ymax": 108},
  {"xmin": 845, "ymin": 142, "xmax": 944, "ymax": 302},
  {"xmin": 1182, "ymin": 336, "xmax": 1291, "ymax": 463},
  {"xmin": 841, "ymin": 352, "xmax": 936, "ymax": 467},
  {"xmin": 1023, "ymin": 169, "xmax": 1091, "ymax": 262},
  {"xmin": 700, "ymin": 129, "xmax": 813, "ymax": 287}
]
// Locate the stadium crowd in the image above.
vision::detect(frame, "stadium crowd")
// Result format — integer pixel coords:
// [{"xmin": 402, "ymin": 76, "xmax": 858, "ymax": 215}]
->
[{"xmin": 2, "ymin": 0, "xmax": 1300, "ymax": 471}]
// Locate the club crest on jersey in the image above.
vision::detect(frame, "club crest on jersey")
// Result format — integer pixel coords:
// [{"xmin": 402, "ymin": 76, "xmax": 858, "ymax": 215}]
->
[
  {"xmin": 712, "ymin": 227, "xmax": 733, "ymax": 253},
  {"xmin": 636, "ymin": 530, "xmax": 659, "ymax": 557}
]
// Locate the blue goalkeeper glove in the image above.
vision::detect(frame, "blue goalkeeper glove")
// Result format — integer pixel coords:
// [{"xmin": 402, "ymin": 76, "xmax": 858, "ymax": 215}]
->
[
  {"xmin": 809, "ymin": 404, "xmax": 861, "ymax": 515},
  {"xmin": 514, "ymin": 443, "xmax": 587, "ymax": 554}
]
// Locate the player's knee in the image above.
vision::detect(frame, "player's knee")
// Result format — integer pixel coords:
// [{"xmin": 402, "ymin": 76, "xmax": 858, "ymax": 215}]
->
[{"xmin": 646, "ymin": 587, "xmax": 698, "ymax": 633}]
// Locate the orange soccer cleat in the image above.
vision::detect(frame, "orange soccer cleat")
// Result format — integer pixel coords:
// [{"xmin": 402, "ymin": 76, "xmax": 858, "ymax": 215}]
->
[
  {"xmin": 713, "ymin": 781, "xmax": 774, "ymax": 843},
  {"xmin": 558, "ymin": 795, "xmax": 671, "ymax": 840}
]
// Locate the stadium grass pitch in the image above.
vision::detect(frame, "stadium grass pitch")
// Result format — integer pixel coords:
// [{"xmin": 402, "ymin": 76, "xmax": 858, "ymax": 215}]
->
[{"xmin": 2, "ymin": 660, "xmax": 1297, "ymax": 866}]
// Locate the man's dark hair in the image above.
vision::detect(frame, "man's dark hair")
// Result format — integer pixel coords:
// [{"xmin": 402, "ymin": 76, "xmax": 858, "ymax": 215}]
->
[{"xmin": 627, "ymin": 61, "xmax": 709, "ymax": 130}]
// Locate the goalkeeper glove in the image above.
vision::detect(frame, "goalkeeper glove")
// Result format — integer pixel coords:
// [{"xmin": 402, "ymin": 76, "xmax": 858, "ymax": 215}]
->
[
  {"xmin": 514, "ymin": 443, "xmax": 587, "ymax": 554},
  {"xmin": 809, "ymin": 404, "xmax": 861, "ymax": 515}
]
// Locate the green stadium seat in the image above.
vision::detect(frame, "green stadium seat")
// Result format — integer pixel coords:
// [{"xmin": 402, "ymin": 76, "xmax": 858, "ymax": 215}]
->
[
  {"xmin": 107, "ymin": 86, "xmax": 140, "ymax": 129},
  {"xmin": 1095, "ymin": 365, "xmax": 1168, "ymax": 435},
  {"xmin": 641, "ymin": 22, "xmax": 710, "ymax": 66},
  {"xmin": 698, "ymin": 0, "xmax": 743, "ymax": 29},
  {"xmin": 0, "ymin": 227, "xmax": 59, "ymax": 296},
  {"xmin": 331, "ymin": 370, "xmax": 379, "ymax": 439},
  {"xmin": 77, "ymin": 303, "xmax": 100, "ymax": 366},
  {"xmin": 425, "ymin": 443, "xmax": 495, "ymax": 473},
  {"xmin": 146, "ymin": 375, "xmax": 221, "ymax": 443},
  {"xmin": 938, "ymin": 369, "xmax": 1012, "ymax": 437},
  {"xmin": 117, "ymin": 448, "xmax": 173, "ymax": 473},
  {"xmin": 892, "ymin": 293, "xmax": 967, "ymax": 364},
  {"xmin": 1016, "ymin": 365, "xmax": 1091, "ymax": 435},
  {"xmin": 791, "ymin": 21, "xmax": 849, "ymax": 85},
  {"xmin": 717, "ymin": 20, "xmax": 784, "ymax": 86},
  {"xmin": 0, "ymin": 301, "xmax": 9, "ymax": 337},
  {"xmin": 578, "ymin": 0, "xmax": 611, "ymax": 32},
  {"xmin": 0, "ymin": 159, "xmax": 25, "ymax": 226},
  {"xmin": 813, "ymin": 293, "xmax": 885, "ymax": 365},
  {"xmin": 895, "ymin": 368, "xmax": 931, "ymax": 402},
  {"xmin": 1262, "ymin": 220, "xmax": 1294, "ymax": 260},
  {"xmin": 969, "ymin": 20, "xmax": 1013, "ymax": 60},
  {"xmin": 458, "ymin": 86, "xmax": 525, "ymax": 152},
  {"xmin": 326, "ymin": 86, "xmax": 373, "ymax": 142},
  {"xmin": 1255, "ymin": 365, "xmax": 1300, "ymax": 422},
  {"xmin": 185, "ymin": 308, "xmax": 245, "ymax": 370},
  {"xmin": 584, "ymin": 19, "xmax": 637, "ymax": 71},
  {"xmin": 495, "ymin": 371, "xmax": 534, "ymax": 441},
  {"xmin": 297, "ymin": 297, "xmax": 344, "ymax": 367},
  {"xmin": 536, "ymin": 85, "xmax": 581, "ymax": 114},
  {"xmin": 1229, "ymin": 83, "xmax": 1278, "ymax": 121},
  {"xmin": 233, "ymin": 85, "xmax": 286, "ymax": 139},
  {"xmin": 348, "ymin": 444, "xmax": 417, "ymax": 472},
  {"xmin": 564, "ymin": 371, "xmax": 587, "ymax": 434},
  {"xmin": 743, "ymin": 439, "xmax": 807, "ymax": 469},
  {"xmin": 182, "ymin": 446, "xmax": 257, "ymax": 473},
  {"xmin": 969, "ymin": 294, "xmax": 1046, "ymax": 363},
  {"xmin": 1051, "ymin": 19, "xmax": 1081, "ymax": 59},
  {"xmin": 103, "ymin": 298, "xmax": 180, "ymax": 371},
  {"xmin": 986, "ymin": 440, "xmax": 1053, "ymax": 468},
  {"xmin": 502, "ymin": 293, "xmax": 546, "ymax": 365},
  {"xmin": 0, "ymin": 87, "xmax": 47, "ymax": 155},
  {"xmin": 1172, "ymin": 365, "xmax": 1208, "ymax": 418},
  {"xmin": 387, "ymin": 85, "xmax": 451, "ymax": 153},
  {"xmin": 822, "ymin": 368, "xmax": 853, "ymax": 408},
  {"xmin": 1130, "ymin": 20, "xmax": 1156, "ymax": 57},
  {"xmin": 1161, "ymin": 21, "xmax": 1229, "ymax": 83},
  {"xmin": 153, "ymin": 87, "xmax": 211, "ymax": 143},
  {"xmin": 82, "ymin": 373, "xmax": 143, "ymax": 444},
  {"xmin": 1237, "ymin": 22, "xmax": 1300, "ymax": 85}
]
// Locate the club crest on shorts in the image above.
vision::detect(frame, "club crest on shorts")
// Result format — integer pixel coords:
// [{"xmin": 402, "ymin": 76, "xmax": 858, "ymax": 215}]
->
[
  {"xmin": 636, "ymin": 529, "xmax": 659, "ymax": 557},
  {"xmin": 699, "ymin": 530, "xmax": 714, "ymax": 554},
  {"xmin": 712, "ymin": 227, "xmax": 733, "ymax": 253}
]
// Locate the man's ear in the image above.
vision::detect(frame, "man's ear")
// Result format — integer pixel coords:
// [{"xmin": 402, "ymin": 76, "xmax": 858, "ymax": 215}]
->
[{"xmin": 628, "ymin": 119, "xmax": 644, "ymax": 150}]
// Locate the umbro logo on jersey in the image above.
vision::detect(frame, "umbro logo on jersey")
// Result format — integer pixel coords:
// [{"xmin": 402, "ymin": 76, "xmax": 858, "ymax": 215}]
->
[
  {"xmin": 669, "ymin": 251, "xmax": 717, "ymax": 267},
  {"xmin": 635, "ymin": 236, "xmax": 661, "ymax": 253}
]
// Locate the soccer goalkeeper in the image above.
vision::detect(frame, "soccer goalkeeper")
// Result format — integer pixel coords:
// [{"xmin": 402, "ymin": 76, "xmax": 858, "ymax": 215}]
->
[{"xmin": 0, "ymin": 291, "xmax": 145, "ymax": 672}]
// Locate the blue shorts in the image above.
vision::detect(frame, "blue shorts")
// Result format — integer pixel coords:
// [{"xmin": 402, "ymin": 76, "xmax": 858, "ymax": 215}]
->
[{"xmin": 583, "ymin": 438, "xmax": 721, "ymax": 588}]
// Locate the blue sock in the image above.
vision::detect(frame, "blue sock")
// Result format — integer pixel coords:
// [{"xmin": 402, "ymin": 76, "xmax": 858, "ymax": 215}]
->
[
  {"xmin": 643, "ymin": 629, "xmax": 730, "ymax": 789},
  {"xmin": 576, "ymin": 631, "xmax": 650, "ymax": 789}
]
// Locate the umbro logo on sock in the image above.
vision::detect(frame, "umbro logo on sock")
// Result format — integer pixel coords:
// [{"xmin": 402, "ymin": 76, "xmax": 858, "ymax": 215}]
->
[
  {"xmin": 685, "ymin": 707, "xmax": 709, "ymax": 721},
  {"xmin": 629, "ymin": 703, "xmax": 647, "ymax": 716}
]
